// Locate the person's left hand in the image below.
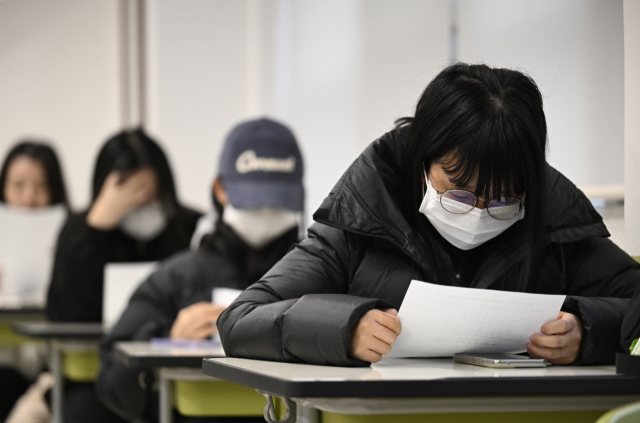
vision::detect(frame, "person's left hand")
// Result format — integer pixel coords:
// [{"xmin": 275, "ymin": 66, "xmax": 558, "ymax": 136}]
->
[{"xmin": 527, "ymin": 311, "xmax": 583, "ymax": 364}]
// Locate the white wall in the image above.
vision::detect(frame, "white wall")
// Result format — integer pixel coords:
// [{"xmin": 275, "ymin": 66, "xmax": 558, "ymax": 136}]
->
[
  {"xmin": 0, "ymin": 0, "xmax": 625, "ymax": 223},
  {"xmin": 147, "ymin": 0, "xmax": 450, "ymax": 223},
  {"xmin": 145, "ymin": 0, "xmax": 253, "ymax": 213},
  {"xmin": 457, "ymin": 0, "xmax": 625, "ymax": 187},
  {"xmin": 624, "ymin": 0, "xmax": 640, "ymax": 257},
  {"xmin": 0, "ymin": 0, "xmax": 122, "ymax": 209}
]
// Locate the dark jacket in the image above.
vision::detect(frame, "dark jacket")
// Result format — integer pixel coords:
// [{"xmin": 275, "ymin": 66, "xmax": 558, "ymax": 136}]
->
[
  {"xmin": 622, "ymin": 275, "xmax": 640, "ymax": 351},
  {"xmin": 95, "ymin": 224, "xmax": 299, "ymax": 422},
  {"xmin": 46, "ymin": 207, "xmax": 200, "ymax": 322},
  {"xmin": 218, "ymin": 127, "xmax": 640, "ymax": 367}
]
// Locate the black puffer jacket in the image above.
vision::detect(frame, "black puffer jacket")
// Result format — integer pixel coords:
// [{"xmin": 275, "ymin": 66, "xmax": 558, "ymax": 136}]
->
[
  {"xmin": 219, "ymin": 127, "xmax": 640, "ymax": 367},
  {"xmin": 96, "ymin": 224, "xmax": 299, "ymax": 422}
]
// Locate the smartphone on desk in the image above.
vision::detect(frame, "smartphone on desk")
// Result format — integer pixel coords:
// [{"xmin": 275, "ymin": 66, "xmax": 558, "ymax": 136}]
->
[{"xmin": 454, "ymin": 353, "xmax": 547, "ymax": 368}]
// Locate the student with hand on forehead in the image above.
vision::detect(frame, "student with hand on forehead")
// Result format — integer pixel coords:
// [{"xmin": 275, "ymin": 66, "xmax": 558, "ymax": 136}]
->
[
  {"xmin": 218, "ymin": 63, "xmax": 639, "ymax": 367},
  {"xmin": 96, "ymin": 118, "xmax": 304, "ymax": 423},
  {"xmin": 46, "ymin": 129, "xmax": 201, "ymax": 324}
]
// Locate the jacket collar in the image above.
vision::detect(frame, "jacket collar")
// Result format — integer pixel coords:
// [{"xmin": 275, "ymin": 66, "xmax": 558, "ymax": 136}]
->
[{"xmin": 313, "ymin": 126, "xmax": 609, "ymax": 286}]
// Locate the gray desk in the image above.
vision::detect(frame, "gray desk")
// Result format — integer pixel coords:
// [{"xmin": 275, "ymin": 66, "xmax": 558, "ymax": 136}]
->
[
  {"xmin": 12, "ymin": 321, "xmax": 105, "ymax": 423},
  {"xmin": 202, "ymin": 357, "xmax": 640, "ymax": 423},
  {"xmin": 115, "ymin": 340, "xmax": 226, "ymax": 423}
]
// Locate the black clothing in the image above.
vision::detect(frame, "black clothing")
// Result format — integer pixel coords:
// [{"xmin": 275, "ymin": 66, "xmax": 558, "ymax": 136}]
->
[
  {"xmin": 0, "ymin": 368, "xmax": 29, "ymax": 421},
  {"xmin": 621, "ymin": 276, "xmax": 640, "ymax": 351},
  {"xmin": 62, "ymin": 382, "xmax": 127, "ymax": 423},
  {"xmin": 45, "ymin": 207, "xmax": 201, "ymax": 322},
  {"xmin": 218, "ymin": 127, "xmax": 640, "ymax": 367},
  {"xmin": 96, "ymin": 225, "xmax": 298, "ymax": 422}
]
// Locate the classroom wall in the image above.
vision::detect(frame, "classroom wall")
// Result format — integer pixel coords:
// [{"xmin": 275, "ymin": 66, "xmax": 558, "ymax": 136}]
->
[
  {"xmin": 457, "ymin": 0, "xmax": 625, "ymax": 187},
  {"xmin": 0, "ymin": 0, "xmax": 626, "ymax": 222},
  {"xmin": 0, "ymin": 0, "xmax": 122, "ymax": 209},
  {"xmin": 146, "ymin": 0, "xmax": 451, "ymax": 221}
]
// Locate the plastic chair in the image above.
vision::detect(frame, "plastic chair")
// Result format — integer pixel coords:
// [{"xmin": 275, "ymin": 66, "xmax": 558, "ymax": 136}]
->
[
  {"xmin": 596, "ymin": 401, "xmax": 640, "ymax": 423},
  {"xmin": 173, "ymin": 379, "xmax": 264, "ymax": 417},
  {"xmin": 319, "ymin": 410, "xmax": 607, "ymax": 423}
]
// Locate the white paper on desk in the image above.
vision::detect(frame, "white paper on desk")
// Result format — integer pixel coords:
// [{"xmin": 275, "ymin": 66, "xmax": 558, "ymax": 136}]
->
[
  {"xmin": 0, "ymin": 204, "xmax": 66, "ymax": 306},
  {"xmin": 387, "ymin": 280, "xmax": 566, "ymax": 358}
]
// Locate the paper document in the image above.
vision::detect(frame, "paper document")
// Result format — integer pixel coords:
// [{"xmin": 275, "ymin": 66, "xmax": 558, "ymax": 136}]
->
[
  {"xmin": 387, "ymin": 280, "xmax": 566, "ymax": 358},
  {"xmin": 0, "ymin": 204, "xmax": 66, "ymax": 307},
  {"xmin": 103, "ymin": 262, "xmax": 158, "ymax": 329},
  {"xmin": 212, "ymin": 287, "xmax": 243, "ymax": 306}
]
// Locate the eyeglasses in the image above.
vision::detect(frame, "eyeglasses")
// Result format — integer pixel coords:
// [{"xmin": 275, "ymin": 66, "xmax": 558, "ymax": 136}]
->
[{"xmin": 429, "ymin": 177, "xmax": 525, "ymax": 220}]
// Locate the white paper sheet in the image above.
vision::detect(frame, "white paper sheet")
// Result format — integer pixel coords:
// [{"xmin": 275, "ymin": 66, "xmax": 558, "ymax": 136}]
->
[
  {"xmin": 212, "ymin": 287, "xmax": 242, "ymax": 307},
  {"xmin": 0, "ymin": 204, "xmax": 66, "ymax": 307},
  {"xmin": 103, "ymin": 262, "xmax": 158, "ymax": 329},
  {"xmin": 387, "ymin": 280, "xmax": 566, "ymax": 358}
]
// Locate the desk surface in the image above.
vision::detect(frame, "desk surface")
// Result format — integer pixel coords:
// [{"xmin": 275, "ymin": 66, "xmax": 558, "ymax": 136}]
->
[
  {"xmin": 202, "ymin": 357, "xmax": 640, "ymax": 398},
  {"xmin": 116, "ymin": 341, "xmax": 225, "ymax": 368},
  {"xmin": 12, "ymin": 321, "xmax": 104, "ymax": 339},
  {"xmin": 0, "ymin": 307, "xmax": 45, "ymax": 321}
]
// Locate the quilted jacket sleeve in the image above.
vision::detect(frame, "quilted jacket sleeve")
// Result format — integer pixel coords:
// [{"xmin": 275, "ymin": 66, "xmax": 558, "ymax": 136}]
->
[
  {"xmin": 218, "ymin": 223, "xmax": 383, "ymax": 367},
  {"xmin": 563, "ymin": 237, "xmax": 640, "ymax": 364}
]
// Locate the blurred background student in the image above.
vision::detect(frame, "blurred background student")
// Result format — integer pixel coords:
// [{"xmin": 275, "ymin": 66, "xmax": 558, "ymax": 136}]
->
[
  {"xmin": 0, "ymin": 141, "xmax": 69, "ymax": 210},
  {"xmin": 46, "ymin": 128, "xmax": 201, "ymax": 323},
  {"xmin": 43, "ymin": 128, "xmax": 201, "ymax": 423},
  {"xmin": 0, "ymin": 140, "xmax": 69, "ymax": 422},
  {"xmin": 96, "ymin": 118, "xmax": 304, "ymax": 423}
]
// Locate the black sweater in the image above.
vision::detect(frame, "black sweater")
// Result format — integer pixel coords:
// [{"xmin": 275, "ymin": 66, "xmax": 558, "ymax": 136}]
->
[{"xmin": 45, "ymin": 207, "xmax": 201, "ymax": 322}]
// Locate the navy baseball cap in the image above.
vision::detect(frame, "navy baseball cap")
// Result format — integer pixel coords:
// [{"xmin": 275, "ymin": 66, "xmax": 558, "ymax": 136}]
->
[{"xmin": 218, "ymin": 118, "xmax": 304, "ymax": 211}]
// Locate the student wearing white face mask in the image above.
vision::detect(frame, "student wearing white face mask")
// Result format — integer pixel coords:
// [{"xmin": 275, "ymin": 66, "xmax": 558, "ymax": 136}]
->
[
  {"xmin": 46, "ymin": 129, "xmax": 201, "ymax": 324},
  {"xmin": 41, "ymin": 129, "xmax": 200, "ymax": 423},
  {"xmin": 218, "ymin": 63, "xmax": 640, "ymax": 368},
  {"xmin": 95, "ymin": 118, "xmax": 304, "ymax": 423}
]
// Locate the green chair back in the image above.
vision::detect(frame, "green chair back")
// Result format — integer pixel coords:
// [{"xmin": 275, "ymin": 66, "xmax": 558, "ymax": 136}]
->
[
  {"xmin": 320, "ymin": 410, "xmax": 607, "ymax": 423},
  {"xmin": 61, "ymin": 350, "xmax": 100, "ymax": 382},
  {"xmin": 0, "ymin": 321, "xmax": 31, "ymax": 346},
  {"xmin": 173, "ymin": 380, "xmax": 264, "ymax": 417},
  {"xmin": 596, "ymin": 401, "xmax": 640, "ymax": 423}
]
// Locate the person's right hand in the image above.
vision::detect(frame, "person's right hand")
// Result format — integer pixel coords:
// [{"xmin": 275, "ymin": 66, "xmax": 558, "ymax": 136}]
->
[
  {"xmin": 86, "ymin": 168, "xmax": 157, "ymax": 230},
  {"xmin": 349, "ymin": 308, "xmax": 401, "ymax": 363},
  {"xmin": 170, "ymin": 302, "xmax": 227, "ymax": 340}
]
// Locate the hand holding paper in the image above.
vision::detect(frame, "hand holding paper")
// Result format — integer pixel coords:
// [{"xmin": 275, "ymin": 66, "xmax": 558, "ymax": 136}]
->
[
  {"xmin": 527, "ymin": 311, "xmax": 583, "ymax": 364},
  {"xmin": 349, "ymin": 308, "xmax": 401, "ymax": 363},
  {"xmin": 385, "ymin": 280, "xmax": 566, "ymax": 358}
]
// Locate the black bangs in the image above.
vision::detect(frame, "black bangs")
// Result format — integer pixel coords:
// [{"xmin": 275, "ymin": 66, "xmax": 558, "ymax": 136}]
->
[{"xmin": 437, "ymin": 116, "xmax": 531, "ymax": 201}]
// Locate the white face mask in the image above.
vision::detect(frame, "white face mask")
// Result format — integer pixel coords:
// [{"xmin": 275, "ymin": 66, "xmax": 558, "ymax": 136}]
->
[
  {"xmin": 418, "ymin": 172, "xmax": 524, "ymax": 250},
  {"xmin": 222, "ymin": 204, "xmax": 299, "ymax": 249},
  {"xmin": 120, "ymin": 201, "xmax": 168, "ymax": 242}
]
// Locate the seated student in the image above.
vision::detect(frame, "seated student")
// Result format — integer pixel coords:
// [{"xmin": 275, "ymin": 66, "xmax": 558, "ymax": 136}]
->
[
  {"xmin": 0, "ymin": 140, "xmax": 69, "ymax": 210},
  {"xmin": 218, "ymin": 63, "xmax": 640, "ymax": 367},
  {"xmin": 0, "ymin": 141, "xmax": 68, "ymax": 422},
  {"xmin": 43, "ymin": 129, "xmax": 200, "ymax": 423},
  {"xmin": 96, "ymin": 118, "xmax": 304, "ymax": 423},
  {"xmin": 46, "ymin": 128, "xmax": 201, "ymax": 323}
]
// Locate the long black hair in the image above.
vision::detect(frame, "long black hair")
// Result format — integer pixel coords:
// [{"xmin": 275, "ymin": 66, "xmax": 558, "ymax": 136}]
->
[
  {"xmin": 92, "ymin": 128, "xmax": 179, "ymax": 213},
  {"xmin": 399, "ymin": 63, "xmax": 547, "ymax": 291},
  {"xmin": 0, "ymin": 141, "xmax": 70, "ymax": 209}
]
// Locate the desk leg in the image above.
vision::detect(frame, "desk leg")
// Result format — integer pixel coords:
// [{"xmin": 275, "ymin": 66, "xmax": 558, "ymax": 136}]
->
[
  {"xmin": 50, "ymin": 341, "xmax": 63, "ymax": 423},
  {"xmin": 296, "ymin": 403, "xmax": 319, "ymax": 423},
  {"xmin": 159, "ymin": 369, "xmax": 173, "ymax": 423}
]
